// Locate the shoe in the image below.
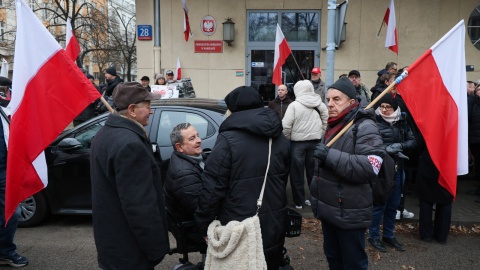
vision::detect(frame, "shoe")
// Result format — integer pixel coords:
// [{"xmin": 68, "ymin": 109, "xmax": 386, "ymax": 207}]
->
[
  {"xmin": 396, "ymin": 209, "xmax": 414, "ymax": 220},
  {"xmin": 0, "ymin": 253, "xmax": 29, "ymax": 267},
  {"xmin": 305, "ymin": 200, "xmax": 311, "ymax": 206},
  {"xmin": 402, "ymin": 209, "xmax": 414, "ymax": 218},
  {"xmin": 295, "ymin": 205, "xmax": 303, "ymax": 209},
  {"xmin": 368, "ymin": 238, "xmax": 387, "ymax": 252},
  {"xmin": 382, "ymin": 237, "xmax": 405, "ymax": 251}
]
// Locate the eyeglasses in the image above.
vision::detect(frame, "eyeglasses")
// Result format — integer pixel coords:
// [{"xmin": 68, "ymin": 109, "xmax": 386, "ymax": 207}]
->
[{"xmin": 380, "ymin": 105, "xmax": 393, "ymax": 111}]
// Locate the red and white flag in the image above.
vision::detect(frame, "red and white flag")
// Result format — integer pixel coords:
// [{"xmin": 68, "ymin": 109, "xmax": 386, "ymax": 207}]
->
[
  {"xmin": 396, "ymin": 20, "xmax": 468, "ymax": 199},
  {"xmin": 5, "ymin": 0, "xmax": 101, "ymax": 223},
  {"xmin": 272, "ymin": 24, "xmax": 292, "ymax": 86},
  {"xmin": 182, "ymin": 0, "xmax": 193, "ymax": 41},
  {"xmin": 383, "ymin": 0, "xmax": 398, "ymax": 54},
  {"xmin": 65, "ymin": 17, "xmax": 80, "ymax": 62},
  {"xmin": 175, "ymin": 57, "xmax": 182, "ymax": 80}
]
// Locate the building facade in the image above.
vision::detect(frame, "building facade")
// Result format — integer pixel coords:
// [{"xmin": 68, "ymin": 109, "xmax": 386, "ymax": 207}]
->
[{"xmin": 136, "ymin": 0, "xmax": 480, "ymax": 100}]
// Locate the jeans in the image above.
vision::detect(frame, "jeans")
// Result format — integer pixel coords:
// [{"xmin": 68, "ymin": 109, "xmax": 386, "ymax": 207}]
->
[
  {"xmin": 322, "ymin": 221, "xmax": 368, "ymax": 270},
  {"xmin": 369, "ymin": 170, "xmax": 403, "ymax": 239},
  {"xmin": 289, "ymin": 140, "xmax": 319, "ymax": 206},
  {"xmin": 0, "ymin": 179, "xmax": 20, "ymax": 258}
]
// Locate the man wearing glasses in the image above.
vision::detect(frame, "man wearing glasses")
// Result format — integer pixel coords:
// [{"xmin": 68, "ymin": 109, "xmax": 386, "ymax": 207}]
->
[
  {"xmin": 376, "ymin": 62, "xmax": 398, "ymax": 85},
  {"xmin": 348, "ymin": 70, "xmax": 371, "ymax": 106}
]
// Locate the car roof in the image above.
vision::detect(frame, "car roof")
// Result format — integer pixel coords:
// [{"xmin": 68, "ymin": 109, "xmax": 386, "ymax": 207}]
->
[{"xmin": 151, "ymin": 98, "xmax": 227, "ymax": 114}]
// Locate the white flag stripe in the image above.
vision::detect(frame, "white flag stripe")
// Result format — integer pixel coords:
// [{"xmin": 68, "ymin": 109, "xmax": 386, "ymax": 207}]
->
[
  {"xmin": 12, "ymin": 0, "xmax": 61, "ymax": 116},
  {"xmin": 430, "ymin": 20, "xmax": 468, "ymax": 175},
  {"xmin": 385, "ymin": 0, "xmax": 396, "ymax": 48}
]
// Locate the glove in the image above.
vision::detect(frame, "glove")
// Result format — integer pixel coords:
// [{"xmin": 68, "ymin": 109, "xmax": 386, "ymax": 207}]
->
[
  {"xmin": 313, "ymin": 143, "xmax": 330, "ymax": 167},
  {"xmin": 386, "ymin": 143, "xmax": 403, "ymax": 154}
]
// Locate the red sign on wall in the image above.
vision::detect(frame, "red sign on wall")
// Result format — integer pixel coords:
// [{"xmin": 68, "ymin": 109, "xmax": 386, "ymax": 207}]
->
[{"xmin": 194, "ymin": 40, "xmax": 223, "ymax": 53}]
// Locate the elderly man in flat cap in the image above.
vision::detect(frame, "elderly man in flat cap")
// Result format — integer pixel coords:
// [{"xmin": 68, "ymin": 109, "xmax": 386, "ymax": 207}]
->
[{"xmin": 90, "ymin": 82, "xmax": 169, "ymax": 270}]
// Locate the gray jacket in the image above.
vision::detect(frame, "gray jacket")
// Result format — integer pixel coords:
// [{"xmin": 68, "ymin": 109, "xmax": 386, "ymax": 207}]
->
[{"xmin": 310, "ymin": 107, "xmax": 385, "ymax": 229}]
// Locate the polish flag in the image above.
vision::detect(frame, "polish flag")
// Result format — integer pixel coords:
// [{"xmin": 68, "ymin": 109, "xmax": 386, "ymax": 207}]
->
[
  {"xmin": 175, "ymin": 57, "xmax": 182, "ymax": 80},
  {"xmin": 5, "ymin": 0, "xmax": 101, "ymax": 223},
  {"xmin": 65, "ymin": 17, "xmax": 81, "ymax": 62},
  {"xmin": 182, "ymin": 0, "xmax": 193, "ymax": 41},
  {"xmin": 383, "ymin": 0, "xmax": 398, "ymax": 54},
  {"xmin": 396, "ymin": 20, "xmax": 468, "ymax": 199},
  {"xmin": 272, "ymin": 24, "xmax": 292, "ymax": 86}
]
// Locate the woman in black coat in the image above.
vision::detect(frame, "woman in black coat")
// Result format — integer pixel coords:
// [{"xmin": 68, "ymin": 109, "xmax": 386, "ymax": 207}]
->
[{"xmin": 194, "ymin": 86, "xmax": 290, "ymax": 270}]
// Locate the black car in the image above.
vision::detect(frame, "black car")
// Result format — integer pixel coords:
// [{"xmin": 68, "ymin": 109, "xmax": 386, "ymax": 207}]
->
[{"xmin": 18, "ymin": 98, "xmax": 227, "ymax": 227}]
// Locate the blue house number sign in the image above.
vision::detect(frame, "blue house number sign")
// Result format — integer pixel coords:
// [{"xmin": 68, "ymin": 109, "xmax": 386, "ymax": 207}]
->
[{"xmin": 138, "ymin": 25, "xmax": 152, "ymax": 40}]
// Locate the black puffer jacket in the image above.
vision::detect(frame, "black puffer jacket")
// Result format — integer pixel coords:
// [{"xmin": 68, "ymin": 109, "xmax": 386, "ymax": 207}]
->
[
  {"xmin": 310, "ymin": 106, "xmax": 385, "ymax": 229},
  {"xmin": 104, "ymin": 76, "xmax": 124, "ymax": 97},
  {"xmin": 376, "ymin": 113, "xmax": 417, "ymax": 169},
  {"xmin": 164, "ymin": 151, "xmax": 203, "ymax": 221},
  {"xmin": 194, "ymin": 107, "xmax": 290, "ymax": 268}
]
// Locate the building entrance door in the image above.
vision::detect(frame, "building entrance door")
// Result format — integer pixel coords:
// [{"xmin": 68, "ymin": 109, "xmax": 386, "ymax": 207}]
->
[{"xmin": 247, "ymin": 49, "xmax": 316, "ymax": 103}]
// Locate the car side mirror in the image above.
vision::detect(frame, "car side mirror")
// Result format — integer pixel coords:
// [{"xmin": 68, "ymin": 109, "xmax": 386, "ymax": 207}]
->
[{"xmin": 57, "ymin": 138, "xmax": 82, "ymax": 152}]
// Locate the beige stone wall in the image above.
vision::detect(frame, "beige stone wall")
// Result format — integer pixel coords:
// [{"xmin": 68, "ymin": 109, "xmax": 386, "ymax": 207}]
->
[{"xmin": 137, "ymin": 0, "xmax": 480, "ymax": 99}]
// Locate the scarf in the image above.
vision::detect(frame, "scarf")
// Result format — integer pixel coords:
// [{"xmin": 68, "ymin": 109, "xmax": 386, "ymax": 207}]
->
[
  {"xmin": 324, "ymin": 101, "xmax": 359, "ymax": 143},
  {"xmin": 190, "ymin": 154, "xmax": 205, "ymax": 169},
  {"xmin": 375, "ymin": 107, "xmax": 401, "ymax": 125}
]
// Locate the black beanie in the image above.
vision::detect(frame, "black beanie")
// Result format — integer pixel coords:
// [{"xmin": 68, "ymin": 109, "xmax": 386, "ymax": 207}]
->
[
  {"xmin": 106, "ymin": 66, "xmax": 117, "ymax": 76},
  {"xmin": 378, "ymin": 93, "xmax": 398, "ymax": 111},
  {"xmin": 328, "ymin": 77, "xmax": 357, "ymax": 99},
  {"xmin": 224, "ymin": 86, "xmax": 264, "ymax": 113}
]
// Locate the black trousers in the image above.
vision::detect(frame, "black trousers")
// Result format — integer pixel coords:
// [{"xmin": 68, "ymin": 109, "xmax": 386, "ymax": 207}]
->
[
  {"xmin": 418, "ymin": 199, "xmax": 452, "ymax": 243},
  {"xmin": 289, "ymin": 140, "xmax": 319, "ymax": 206}
]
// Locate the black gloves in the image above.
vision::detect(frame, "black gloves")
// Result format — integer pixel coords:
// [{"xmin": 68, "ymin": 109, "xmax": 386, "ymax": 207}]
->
[
  {"xmin": 313, "ymin": 143, "xmax": 330, "ymax": 167},
  {"xmin": 386, "ymin": 143, "xmax": 403, "ymax": 154}
]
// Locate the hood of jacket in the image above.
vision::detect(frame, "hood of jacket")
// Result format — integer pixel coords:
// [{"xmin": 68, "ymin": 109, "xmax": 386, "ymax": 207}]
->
[
  {"xmin": 220, "ymin": 107, "xmax": 283, "ymax": 138},
  {"xmin": 293, "ymin": 80, "xmax": 322, "ymax": 108}
]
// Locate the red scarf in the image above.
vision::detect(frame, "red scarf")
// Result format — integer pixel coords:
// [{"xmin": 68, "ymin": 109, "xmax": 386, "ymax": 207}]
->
[{"xmin": 324, "ymin": 101, "xmax": 359, "ymax": 143}]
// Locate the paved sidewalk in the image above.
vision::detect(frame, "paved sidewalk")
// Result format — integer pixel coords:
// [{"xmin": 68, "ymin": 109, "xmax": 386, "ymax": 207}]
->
[{"xmin": 289, "ymin": 176, "xmax": 480, "ymax": 226}]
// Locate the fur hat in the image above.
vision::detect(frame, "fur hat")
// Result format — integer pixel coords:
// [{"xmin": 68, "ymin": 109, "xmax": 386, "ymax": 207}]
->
[
  {"xmin": 224, "ymin": 86, "xmax": 264, "ymax": 113},
  {"xmin": 105, "ymin": 66, "xmax": 117, "ymax": 76},
  {"xmin": 378, "ymin": 93, "xmax": 398, "ymax": 111},
  {"xmin": 328, "ymin": 77, "xmax": 357, "ymax": 99},
  {"xmin": 112, "ymin": 82, "xmax": 161, "ymax": 111}
]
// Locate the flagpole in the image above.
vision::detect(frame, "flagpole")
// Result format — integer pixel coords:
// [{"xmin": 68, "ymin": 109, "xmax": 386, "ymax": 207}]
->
[
  {"xmin": 290, "ymin": 54, "xmax": 305, "ymax": 80},
  {"xmin": 376, "ymin": 21, "xmax": 384, "ymax": 37},
  {"xmin": 100, "ymin": 96, "xmax": 114, "ymax": 113},
  {"xmin": 326, "ymin": 71, "xmax": 408, "ymax": 147}
]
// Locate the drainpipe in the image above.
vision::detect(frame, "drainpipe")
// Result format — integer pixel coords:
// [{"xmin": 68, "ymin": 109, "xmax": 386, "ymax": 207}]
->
[{"xmin": 154, "ymin": 0, "xmax": 161, "ymax": 74}]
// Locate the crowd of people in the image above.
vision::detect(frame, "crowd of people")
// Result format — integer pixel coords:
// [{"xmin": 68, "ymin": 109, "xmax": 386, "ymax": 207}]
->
[{"xmin": 0, "ymin": 59, "xmax": 475, "ymax": 270}]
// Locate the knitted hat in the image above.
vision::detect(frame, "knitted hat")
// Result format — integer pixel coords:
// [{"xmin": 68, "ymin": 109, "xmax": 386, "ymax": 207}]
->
[
  {"xmin": 328, "ymin": 77, "xmax": 357, "ymax": 99},
  {"xmin": 155, "ymin": 74, "xmax": 165, "ymax": 81},
  {"xmin": 224, "ymin": 86, "xmax": 264, "ymax": 113},
  {"xmin": 86, "ymin": 74, "xmax": 94, "ymax": 80},
  {"xmin": 112, "ymin": 82, "xmax": 161, "ymax": 111},
  {"xmin": 378, "ymin": 93, "xmax": 398, "ymax": 111},
  {"xmin": 0, "ymin": 76, "xmax": 12, "ymax": 87},
  {"xmin": 105, "ymin": 66, "xmax": 117, "ymax": 76}
]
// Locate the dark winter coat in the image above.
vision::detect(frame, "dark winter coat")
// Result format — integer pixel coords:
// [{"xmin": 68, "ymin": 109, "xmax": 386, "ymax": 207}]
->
[
  {"xmin": 268, "ymin": 96, "xmax": 293, "ymax": 120},
  {"xmin": 164, "ymin": 151, "xmax": 203, "ymax": 221},
  {"xmin": 415, "ymin": 147, "xmax": 453, "ymax": 204},
  {"xmin": 103, "ymin": 76, "xmax": 124, "ymax": 97},
  {"xmin": 194, "ymin": 107, "xmax": 290, "ymax": 269},
  {"xmin": 310, "ymin": 106, "xmax": 385, "ymax": 229},
  {"xmin": 468, "ymin": 95, "xmax": 480, "ymax": 144},
  {"xmin": 370, "ymin": 83, "xmax": 388, "ymax": 102},
  {"xmin": 90, "ymin": 114, "xmax": 170, "ymax": 270},
  {"xmin": 376, "ymin": 113, "xmax": 417, "ymax": 170}
]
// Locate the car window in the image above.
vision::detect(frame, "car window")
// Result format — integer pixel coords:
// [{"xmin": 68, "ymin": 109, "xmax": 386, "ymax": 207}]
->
[
  {"xmin": 156, "ymin": 111, "xmax": 214, "ymax": 146},
  {"xmin": 73, "ymin": 121, "xmax": 106, "ymax": 149}
]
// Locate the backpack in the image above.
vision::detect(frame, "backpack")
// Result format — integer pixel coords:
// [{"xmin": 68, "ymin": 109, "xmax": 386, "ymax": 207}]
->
[{"xmin": 352, "ymin": 119, "xmax": 395, "ymax": 206}]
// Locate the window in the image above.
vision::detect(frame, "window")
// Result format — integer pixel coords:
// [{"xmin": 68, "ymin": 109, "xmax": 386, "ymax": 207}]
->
[
  {"xmin": 73, "ymin": 121, "xmax": 105, "ymax": 149},
  {"xmin": 93, "ymin": 72, "xmax": 99, "ymax": 80},
  {"xmin": 0, "ymin": 21, "xmax": 5, "ymax": 41},
  {"xmin": 100, "ymin": 6, "xmax": 104, "ymax": 14},
  {"xmin": 29, "ymin": 0, "xmax": 34, "ymax": 10},
  {"xmin": 43, "ymin": 3, "xmax": 47, "ymax": 19},
  {"xmin": 92, "ymin": 2, "xmax": 96, "ymax": 9},
  {"xmin": 468, "ymin": 6, "xmax": 480, "ymax": 49},
  {"xmin": 156, "ymin": 111, "xmax": 214, "ymax": 146},
  {"xmin": 92, "ymin": 56, "xmax": 98, "ymax": 63},
  {"xmin": 248, "ymin": 11, "xmax": 319, "ymax": 42}
]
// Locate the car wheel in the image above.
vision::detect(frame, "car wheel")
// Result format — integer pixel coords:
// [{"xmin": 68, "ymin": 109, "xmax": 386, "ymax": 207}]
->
[{"xmin": 18, "ymin": 193, "xmax": 49, "ymax": 227}]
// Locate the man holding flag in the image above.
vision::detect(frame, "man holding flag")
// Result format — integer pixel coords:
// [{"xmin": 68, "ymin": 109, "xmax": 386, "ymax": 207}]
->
[{"xmin": 4, "ymin": 0, "xmax": 101, "ymax": 248}]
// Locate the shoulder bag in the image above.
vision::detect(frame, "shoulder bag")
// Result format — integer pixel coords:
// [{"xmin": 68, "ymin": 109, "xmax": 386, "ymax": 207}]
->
[{"xmin": 204, "ymin": 138, "xmax": 272, "ymax": 270}]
